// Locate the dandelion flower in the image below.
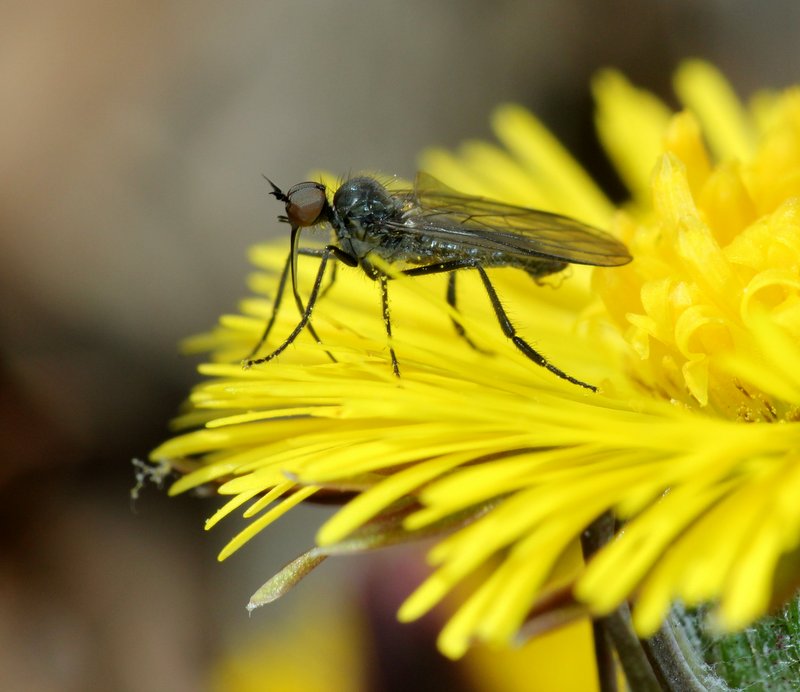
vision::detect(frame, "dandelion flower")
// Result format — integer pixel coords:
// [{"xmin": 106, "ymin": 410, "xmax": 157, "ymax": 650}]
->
[{"xmin": 151, "ymin": 60, "xmax": 800, "ymax": 681}]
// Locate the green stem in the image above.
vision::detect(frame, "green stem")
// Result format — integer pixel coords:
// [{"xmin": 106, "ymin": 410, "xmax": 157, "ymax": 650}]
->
[
  {"xmin": 601, "ymin": 604, "xmax": 661, "ymax": 692},
  {"xmin": 582, "ymin": 514, "xmax": 659, "ymax": 690},
  {"xmin": 581, "ymin": 513, "xmax": 619, "ymax": 691},
  {"xmin": 666, "ymin": 599, "xmax": 800, "ymax": 691},
  {"xmin": 582, "ymin": 518, "xmax": 800, "ymax": 690},
  {"xmin": 590, "ymin": 616, "xmax": 618, "ymax": 692},
  {"xmin": 642, "ymin": 606, "xmax": 723, "ymax": 691}
]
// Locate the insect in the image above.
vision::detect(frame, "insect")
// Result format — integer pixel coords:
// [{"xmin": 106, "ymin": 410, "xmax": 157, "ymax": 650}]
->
[{"xmin": 243, "ymin": 172, "xmax": 631, "ymax": 391}]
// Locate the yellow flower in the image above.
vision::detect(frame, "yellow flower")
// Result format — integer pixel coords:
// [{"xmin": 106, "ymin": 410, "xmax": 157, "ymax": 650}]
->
[{"xmin": 151, "ymin": 60, "xmax": 800, "ymax": 660}]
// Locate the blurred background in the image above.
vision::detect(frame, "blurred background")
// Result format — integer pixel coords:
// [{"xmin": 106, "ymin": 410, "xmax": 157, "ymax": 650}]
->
[{"xmin": 2, "ymin": 1, "xmax": 799, "ymax": 690}]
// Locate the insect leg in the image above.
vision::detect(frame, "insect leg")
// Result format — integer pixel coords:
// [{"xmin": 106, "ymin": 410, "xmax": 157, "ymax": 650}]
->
[
  {"xmin": 244, "ymin": 245, "xmax": 356, "ymax": 368},
  {"xmin": 288, "ymin": 249, "xmax": 336, "ymax": 363},
  {"xmin": 403, "ymin": 261, "xmax": 596, "ymax": 391},
  {"xmin": 473, "ymin": 265, "xmax": 597, "ymax": 392},
  {"xmin": 319, "ymin": 259, "xmax": 338, "ymax": 300},
  {"xmin": 243, "ymin": 246, "xmax": 293, "ymax": 362},
  {"xmin": 286, "ymin": 247, "xmax": 339, "ymax": 300},
  {"xmin": 379, "ymin": 274, "xmax": 400, "ymax": 376},
  {"xmin": 243, "ymin": 248, "xmax": 337, "ymax": 365},
  {"xmin": 446, "ymin": 273, "xmax": 491, "ymax": 353}
]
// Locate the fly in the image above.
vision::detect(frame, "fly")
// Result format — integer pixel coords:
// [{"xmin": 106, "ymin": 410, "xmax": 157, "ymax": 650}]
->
[{"xmin": 243, "ymin": 173, "xmax": 632, "ymax": 391}]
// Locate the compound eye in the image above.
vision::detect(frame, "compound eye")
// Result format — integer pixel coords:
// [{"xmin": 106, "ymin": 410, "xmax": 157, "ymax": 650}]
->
[{"xmin": 285, "ymin": 182, "xmax": 327, "ymax": 227}]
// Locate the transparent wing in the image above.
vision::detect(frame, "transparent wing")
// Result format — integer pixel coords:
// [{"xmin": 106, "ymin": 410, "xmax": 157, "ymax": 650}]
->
[{"xmin": 387, "ymin": 172, "xmax": 631, "ymax": 267}]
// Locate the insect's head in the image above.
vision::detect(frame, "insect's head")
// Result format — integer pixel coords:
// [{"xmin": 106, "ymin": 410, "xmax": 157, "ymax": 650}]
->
[{"xmin": 265, "ymin": 177, "xmax": 329, "ymax": 228}]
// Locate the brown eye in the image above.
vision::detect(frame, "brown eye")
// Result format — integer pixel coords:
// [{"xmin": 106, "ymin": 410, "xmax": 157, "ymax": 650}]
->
[{"xmin": 285, "ymin": 182, "xmax": 327, "ymax": 227}]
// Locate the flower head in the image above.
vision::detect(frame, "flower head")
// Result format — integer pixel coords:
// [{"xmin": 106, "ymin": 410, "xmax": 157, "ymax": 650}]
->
[{"xmin": 151, "ymin": 60, "xmax": 800, "ymax": 660}]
